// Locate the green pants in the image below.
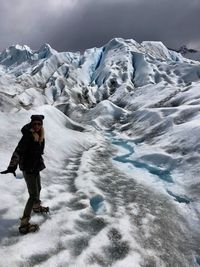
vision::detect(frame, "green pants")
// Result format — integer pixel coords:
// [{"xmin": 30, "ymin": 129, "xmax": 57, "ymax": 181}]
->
[{"xmin": 22, "ymin": 171, "xmax": 41, "ymax": 218}]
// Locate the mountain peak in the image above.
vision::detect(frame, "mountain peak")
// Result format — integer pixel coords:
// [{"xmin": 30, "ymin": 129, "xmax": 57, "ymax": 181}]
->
[
  {"xmin": 0, "ymin": 43, "xmax": 57, "ymax": 67},
  {"xmin": 169, "ymin": 45, "xmax": 200, "ymax": 61},
  {"xmin": 37, "ymin": 43, "xmax": 57, "ymax": 58},
  {"xmin": 178, "ymin": 45, "xmax": 197, "ymax": 55},
  {"xmin": 10, "ymin": 44, "xmax": 32, "ymax": 52},
  {"xmin": 0, "ymin": 44, "xmax": 33, "ymax": 67}
]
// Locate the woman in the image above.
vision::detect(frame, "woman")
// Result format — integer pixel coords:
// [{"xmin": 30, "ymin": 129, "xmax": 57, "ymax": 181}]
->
[{"xmin": 1, "ymin": 114, "xmax": 49, "ymax": 234}]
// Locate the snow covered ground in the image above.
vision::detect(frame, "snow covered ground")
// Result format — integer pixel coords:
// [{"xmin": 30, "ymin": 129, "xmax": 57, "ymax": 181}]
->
[{"xmin": 0, "ymin": 38, "xmax": 200, "ymax": 266}]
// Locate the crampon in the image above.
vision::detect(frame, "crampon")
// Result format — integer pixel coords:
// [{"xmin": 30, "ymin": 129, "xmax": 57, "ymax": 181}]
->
[
  {"xmin": 33, "ymin": 205, "xmax": 49, "ymax": 214},
  {"xmin": 19, "ymin": 223, "xmax": 39, "ymax": 234}
]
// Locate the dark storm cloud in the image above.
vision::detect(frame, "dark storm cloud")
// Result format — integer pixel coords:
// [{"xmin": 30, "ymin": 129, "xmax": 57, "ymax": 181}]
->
[{"xmin": 0, "ymin": 0, "xmax": 199, "ymax": 52}]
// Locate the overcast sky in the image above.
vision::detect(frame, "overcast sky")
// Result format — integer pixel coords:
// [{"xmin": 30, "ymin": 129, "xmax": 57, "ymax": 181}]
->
[{"xmin": 0, "ymin": 0, "xmax": 199, "ymax": 52}]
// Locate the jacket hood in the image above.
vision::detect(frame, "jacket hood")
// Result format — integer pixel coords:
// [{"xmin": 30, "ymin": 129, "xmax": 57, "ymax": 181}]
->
[{"xmin": 21, "ymin": 123, "xmax": 32, "ymax": 135}]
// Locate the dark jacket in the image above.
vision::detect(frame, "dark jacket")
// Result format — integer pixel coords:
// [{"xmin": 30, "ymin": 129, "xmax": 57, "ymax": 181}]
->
[{"xmin": 9, "ymin": 123, "xmax": 46, "ymax": 173}]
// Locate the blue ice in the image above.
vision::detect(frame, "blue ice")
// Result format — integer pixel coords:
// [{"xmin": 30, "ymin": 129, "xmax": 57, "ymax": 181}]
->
[{"xmin": 90, "ymin": 195, "xmax": 104, "ymax": 213}]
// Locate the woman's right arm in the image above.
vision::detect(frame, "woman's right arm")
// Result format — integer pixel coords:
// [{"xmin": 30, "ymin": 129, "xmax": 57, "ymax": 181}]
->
[{"xmin": 8, "ymin": 134, "xmax": 30, "ymax": 169}]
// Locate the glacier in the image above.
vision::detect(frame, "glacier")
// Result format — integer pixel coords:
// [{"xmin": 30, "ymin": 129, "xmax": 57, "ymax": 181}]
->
[{"xmin": 0, "ymin": 38, "xmax": 200, "ymax": 267}]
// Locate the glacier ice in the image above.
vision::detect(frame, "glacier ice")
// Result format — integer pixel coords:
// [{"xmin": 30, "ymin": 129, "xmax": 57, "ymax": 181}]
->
[{"xmin": 0, "ymin": 38, "xmax": 200, "ymax": 267}]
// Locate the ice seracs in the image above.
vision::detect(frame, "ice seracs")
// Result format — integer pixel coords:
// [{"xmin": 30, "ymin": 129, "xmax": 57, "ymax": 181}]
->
[
  {"xmin": 0, "ymin": 43, "xmax": 57, "ymax": 68},
  {"xmin": 37, "ymin": 43, "xmax": 57, "ymax": 59}
]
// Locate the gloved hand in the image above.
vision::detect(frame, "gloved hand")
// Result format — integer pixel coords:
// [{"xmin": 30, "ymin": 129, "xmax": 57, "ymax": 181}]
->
[{"xmin": 0, "ymin": 166, "xmax": 16, "ymax": 177}]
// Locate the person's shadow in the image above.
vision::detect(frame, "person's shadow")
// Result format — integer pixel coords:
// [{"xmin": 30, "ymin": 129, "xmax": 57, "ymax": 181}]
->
[{"xmin": 0, "ymin": 208, "xmax": 20, "ymax": 244}]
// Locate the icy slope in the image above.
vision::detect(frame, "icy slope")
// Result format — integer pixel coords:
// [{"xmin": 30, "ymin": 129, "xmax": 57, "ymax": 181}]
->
[
  {"xmin": 0, "ymin": 38, "xmax": 200, "ymax": 266},
  {"xmin": 0, "ymin": 105, "xmax": 199, "ymax": 267}
]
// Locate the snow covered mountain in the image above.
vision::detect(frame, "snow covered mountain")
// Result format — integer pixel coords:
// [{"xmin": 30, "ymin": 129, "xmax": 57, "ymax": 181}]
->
[
  {"xmin": 0, "ymin": 38, "xmax": 200, "ymax": 267},
  {"xmin": 171, "ymin": 45, "xmax": 200, "ymax": 62}
]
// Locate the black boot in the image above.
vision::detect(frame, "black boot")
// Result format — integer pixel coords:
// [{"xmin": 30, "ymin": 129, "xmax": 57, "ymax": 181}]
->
[{"xmin": 19, "ymin": 217, "xmax": 39, "ymax": 234}]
